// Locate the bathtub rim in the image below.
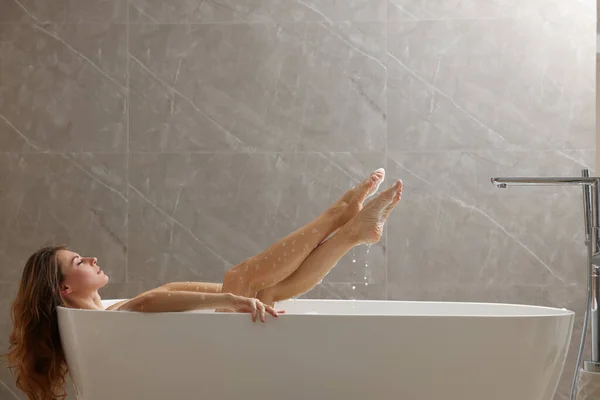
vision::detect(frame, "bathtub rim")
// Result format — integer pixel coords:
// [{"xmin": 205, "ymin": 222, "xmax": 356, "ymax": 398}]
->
[{"xmin": 57, "ymin": 298, "xmax": 575, "ymax": 318}]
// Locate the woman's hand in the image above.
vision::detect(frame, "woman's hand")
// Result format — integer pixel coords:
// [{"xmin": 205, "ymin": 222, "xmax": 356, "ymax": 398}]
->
[{"xmin": 227, "ymin": 294, "xmax": 283, "ymax": 322}]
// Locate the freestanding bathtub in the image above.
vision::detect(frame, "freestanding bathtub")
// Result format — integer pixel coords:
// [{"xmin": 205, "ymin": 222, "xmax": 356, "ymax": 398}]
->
[{"xmin": 57, "ymin": 299, "xmax": 574, "ymax": 400}]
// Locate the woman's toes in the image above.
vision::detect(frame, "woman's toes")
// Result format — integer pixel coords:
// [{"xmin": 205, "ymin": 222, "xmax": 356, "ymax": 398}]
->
[
  {"xmin": 381, "ymin": 188, "xmax": 402, "ymax": 221},
  {"xmin": 358, "ymin": 168, "xmax": 385, "ymax": 203},
  {"xmin": 365, "ymin": 179, "xmax": 402, "ymax": 208},
  {"xmin": 366, "ymin": 168, "xmax": 385, "ymax": 197}
]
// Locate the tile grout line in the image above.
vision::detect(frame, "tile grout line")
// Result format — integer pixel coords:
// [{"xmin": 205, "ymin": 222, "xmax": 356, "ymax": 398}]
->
[
  {"xmin": 125, "ymin": 0, "xmax": 130, "ymax": 285},
  {"xmin": 384, "ymin": 1, "xmax": 389, "ymax": 301},
  {"xmin": 0, "ymin": 17, "xmax": 519, "ymax": 26},
  {"xmin": 0, "ymin": 149, "xmax": 592, "ymax": 155}
]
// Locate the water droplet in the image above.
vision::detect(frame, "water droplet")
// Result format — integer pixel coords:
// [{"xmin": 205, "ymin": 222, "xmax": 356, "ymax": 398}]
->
[
  {"xmin": 365, "ymin": 283, "xmax": 368, "ymax": 286},
  {"xmin": 282, "ymin": 242, "xmax": 286, "ymax": 247},
  {"xmin": 312, "ymin": 229, "xmax": 318, "ymax": 233},
  {"xmin": 264, "ymin": 256, "xmax": 267, "ymax": 260},
  {"xmin": 292, "ymin": 240, "xmax": 296, "ymax": 244},
  {"xmin": 365, "ymin": 263, "xmax": 368, "ymax": 268},
  {"xmin": 364, "ymin": 276, "xmax": 367, "ymax": 280},
  {"xmin": 352, "ymin": 259, "xmax": 356, "ymax": 263},
  {"xmin": 366, "ymin": 244, "xmax": 371, "ymax": 254},
  {"xmin": 291, "ymin": 249, "xmax": 295, "ymax": 253},
  {"xmin": 301, "ymin": 232, "xmax": 305, "ymax": 236},
  {"xmin": 352, "ymin": 286, "xmax": 356, "ymax": 290},
  {"xmin": 255, "ymin": 265, "xmax": 260, "ymax": 270},
  {"xmin": 167, "ymin": 294, "xmax": 171, "ymax": 297}
]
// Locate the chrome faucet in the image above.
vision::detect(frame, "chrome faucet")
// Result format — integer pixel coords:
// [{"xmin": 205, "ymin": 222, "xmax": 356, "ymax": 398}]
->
[{"xmin": 491, "ymin": 170, "xmax": 600, "ymax": 398}]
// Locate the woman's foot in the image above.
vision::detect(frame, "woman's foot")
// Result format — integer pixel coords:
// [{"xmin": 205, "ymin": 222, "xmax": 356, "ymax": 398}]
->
[
  {"xmin": 328, "ymin": 168, "xmax": 386, "ymax": 225},
  {"xmin": 341, "ymin": 179, "xmax": 403, "ymax": 244}
]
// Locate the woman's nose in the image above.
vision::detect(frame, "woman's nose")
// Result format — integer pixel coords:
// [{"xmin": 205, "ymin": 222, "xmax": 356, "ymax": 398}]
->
[{"xmin": 84, "ymin": 257, "xmax": 97, "ymax": 265}]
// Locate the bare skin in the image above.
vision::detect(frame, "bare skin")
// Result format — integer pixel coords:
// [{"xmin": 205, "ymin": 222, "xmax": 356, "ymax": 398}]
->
[
  {"xmin": 219, "ymin": 168, "xmax": 388, "ymax": 298},
  {"xmin": 59, "ymin": 168, "xmax": 402, "ymax": 322},
  {"xmin": 257, "ymin": 179, "xmax": 402, "ymax": 306}
]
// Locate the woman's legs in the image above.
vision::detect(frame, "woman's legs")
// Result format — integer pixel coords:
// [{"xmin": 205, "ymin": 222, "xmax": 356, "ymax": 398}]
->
[
  {"xmin": 257, "ymin": 179, "xmax": 402, "ymax": 306},
  {"xmin": 220, "ymin": 168, "xmax": 386, "ymax": 298}
]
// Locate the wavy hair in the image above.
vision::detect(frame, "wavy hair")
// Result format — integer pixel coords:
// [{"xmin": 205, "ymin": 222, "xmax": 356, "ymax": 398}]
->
[{"xmin": 5, "ymin": 245, "xmax": 69, "ymax": 400}]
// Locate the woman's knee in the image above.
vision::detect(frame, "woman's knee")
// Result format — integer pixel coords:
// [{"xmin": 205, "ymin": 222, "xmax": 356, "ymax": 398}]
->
[{"xmin": 223, "ymin": 265, "xmax": 253, "ymax": 296}]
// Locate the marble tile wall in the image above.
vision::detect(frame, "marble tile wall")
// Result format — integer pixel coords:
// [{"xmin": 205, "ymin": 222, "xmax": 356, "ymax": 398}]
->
[{"xmin": 0, "ymin": 1, "xmax": 595, "ymax": 399}]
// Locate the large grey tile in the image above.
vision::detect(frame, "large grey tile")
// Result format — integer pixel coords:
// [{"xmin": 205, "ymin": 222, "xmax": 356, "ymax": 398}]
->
[
  {"xmin": 515, "ymin": 0, "xmax": 595, "ymax": 30},
  {"xmin": 387, "ymin": 0, "xmax": 518, "ymax": 20},
  {"xmin": 128, "ymin": 60, "xmax": 249, "ymax": 153},
  {"xmin": 0, "ymin": 154, "xmax": 127, "ymax": 282},
  {"xmin": 129, "ymin": 22, "xmax": 386, "ymax": 152},
  {"xmin": 128, "ymin": 153, "xmax": 387, "ymax": 285},
  {"xmin": 304, "ymin": 282, "xmax": 386, "ymax": 300},
  {"xmin": 386, "ymin": 282, "xmax": 584, "ymax": 306},
  {"xmin": 387, "ymin": 18, "xmax": 594, "ymax": 151},
  {"xmin": 0, "ymin": 0, "xmax": 127, "ymax": 24},
  {"xmin": 127, "ymin": 188, "xmax": 232, "ymax": 285},
  {"xmin": 129, "ymin": 0, "xmax": 386, "ymax": 24},
  {"xmin": 0, "ymin": 117, "xmax": 37, "ymax": 153},
  {"xmin": 386, "ymin": 55, "xmax": 511, "ymax": 152},
  {"xmin": 386, "ymin": 150, "xmax": 593, "ymax": 288},
  {"xmin": 0, "ymin": 23, "xmax": 127, "ymax": 152},
  {"xmin": 388, "ymin": 0, "xmax": 594, "ymax": 21}
]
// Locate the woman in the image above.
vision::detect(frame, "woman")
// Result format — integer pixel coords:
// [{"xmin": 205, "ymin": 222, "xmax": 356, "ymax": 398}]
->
[{"xmin": 6, "ymin": 168, "xmax": 402, "ymax": 400}]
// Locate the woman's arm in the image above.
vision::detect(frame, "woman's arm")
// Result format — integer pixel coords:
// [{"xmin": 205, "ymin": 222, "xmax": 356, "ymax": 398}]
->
[
  {"xmin": 159, "ymin": 281, "xmax": 222, "ymax": 294},
  {"xmin": 117, "ymin": 291, "xmax": 280, "ymax": 322}
]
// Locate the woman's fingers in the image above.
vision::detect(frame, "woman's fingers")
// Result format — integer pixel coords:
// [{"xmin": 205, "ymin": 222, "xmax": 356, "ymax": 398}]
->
[
  {"xmin": 265, "ymin": 305, "xmax": 279, "ymax": 318},
  {"xmin": 251, "ymin": 300, "xmax": 257, "ymax": 322},
  {"xmin": 233, "ymin": 297, "xmax": 285, "ymax": 322},
  {"xmin": 258, "ymin": 301, "xmax": 266, "ymax": 323}
]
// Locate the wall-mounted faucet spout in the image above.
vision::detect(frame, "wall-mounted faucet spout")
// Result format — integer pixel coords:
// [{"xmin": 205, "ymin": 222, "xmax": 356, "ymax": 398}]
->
[
  {"xmin": 491, "ymin": 170, "xmax": 600, "ymax": 399},
  {"xmin": 491, "ymin": 176, "xmax": 599, "ymax": 187}
]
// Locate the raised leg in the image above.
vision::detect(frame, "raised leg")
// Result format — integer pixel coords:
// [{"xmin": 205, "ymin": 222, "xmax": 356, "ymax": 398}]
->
[
  {"xmin": 257, "ymin": 179, "xmax": 403, "ymax": 306},
  {"xmin": 220, "ymin": 169, "xmax": 386, "ymax": 298}
]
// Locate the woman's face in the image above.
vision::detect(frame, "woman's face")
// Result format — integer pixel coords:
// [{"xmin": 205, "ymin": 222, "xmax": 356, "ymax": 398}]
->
[{"xmin": 57, "ymin": 250, "xmax": 109, "ymax": 296}]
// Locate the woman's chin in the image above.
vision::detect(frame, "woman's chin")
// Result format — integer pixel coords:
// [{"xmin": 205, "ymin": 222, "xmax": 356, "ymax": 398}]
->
[{"xmin": 100, "ymin": 273, "xmax": 110, "ymax": 286}]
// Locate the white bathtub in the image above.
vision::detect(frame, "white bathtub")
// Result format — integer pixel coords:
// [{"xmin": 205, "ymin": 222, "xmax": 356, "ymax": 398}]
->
[{"xmin": 57, "ymin": 299, "xmax": 574, "ymax": 400}]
